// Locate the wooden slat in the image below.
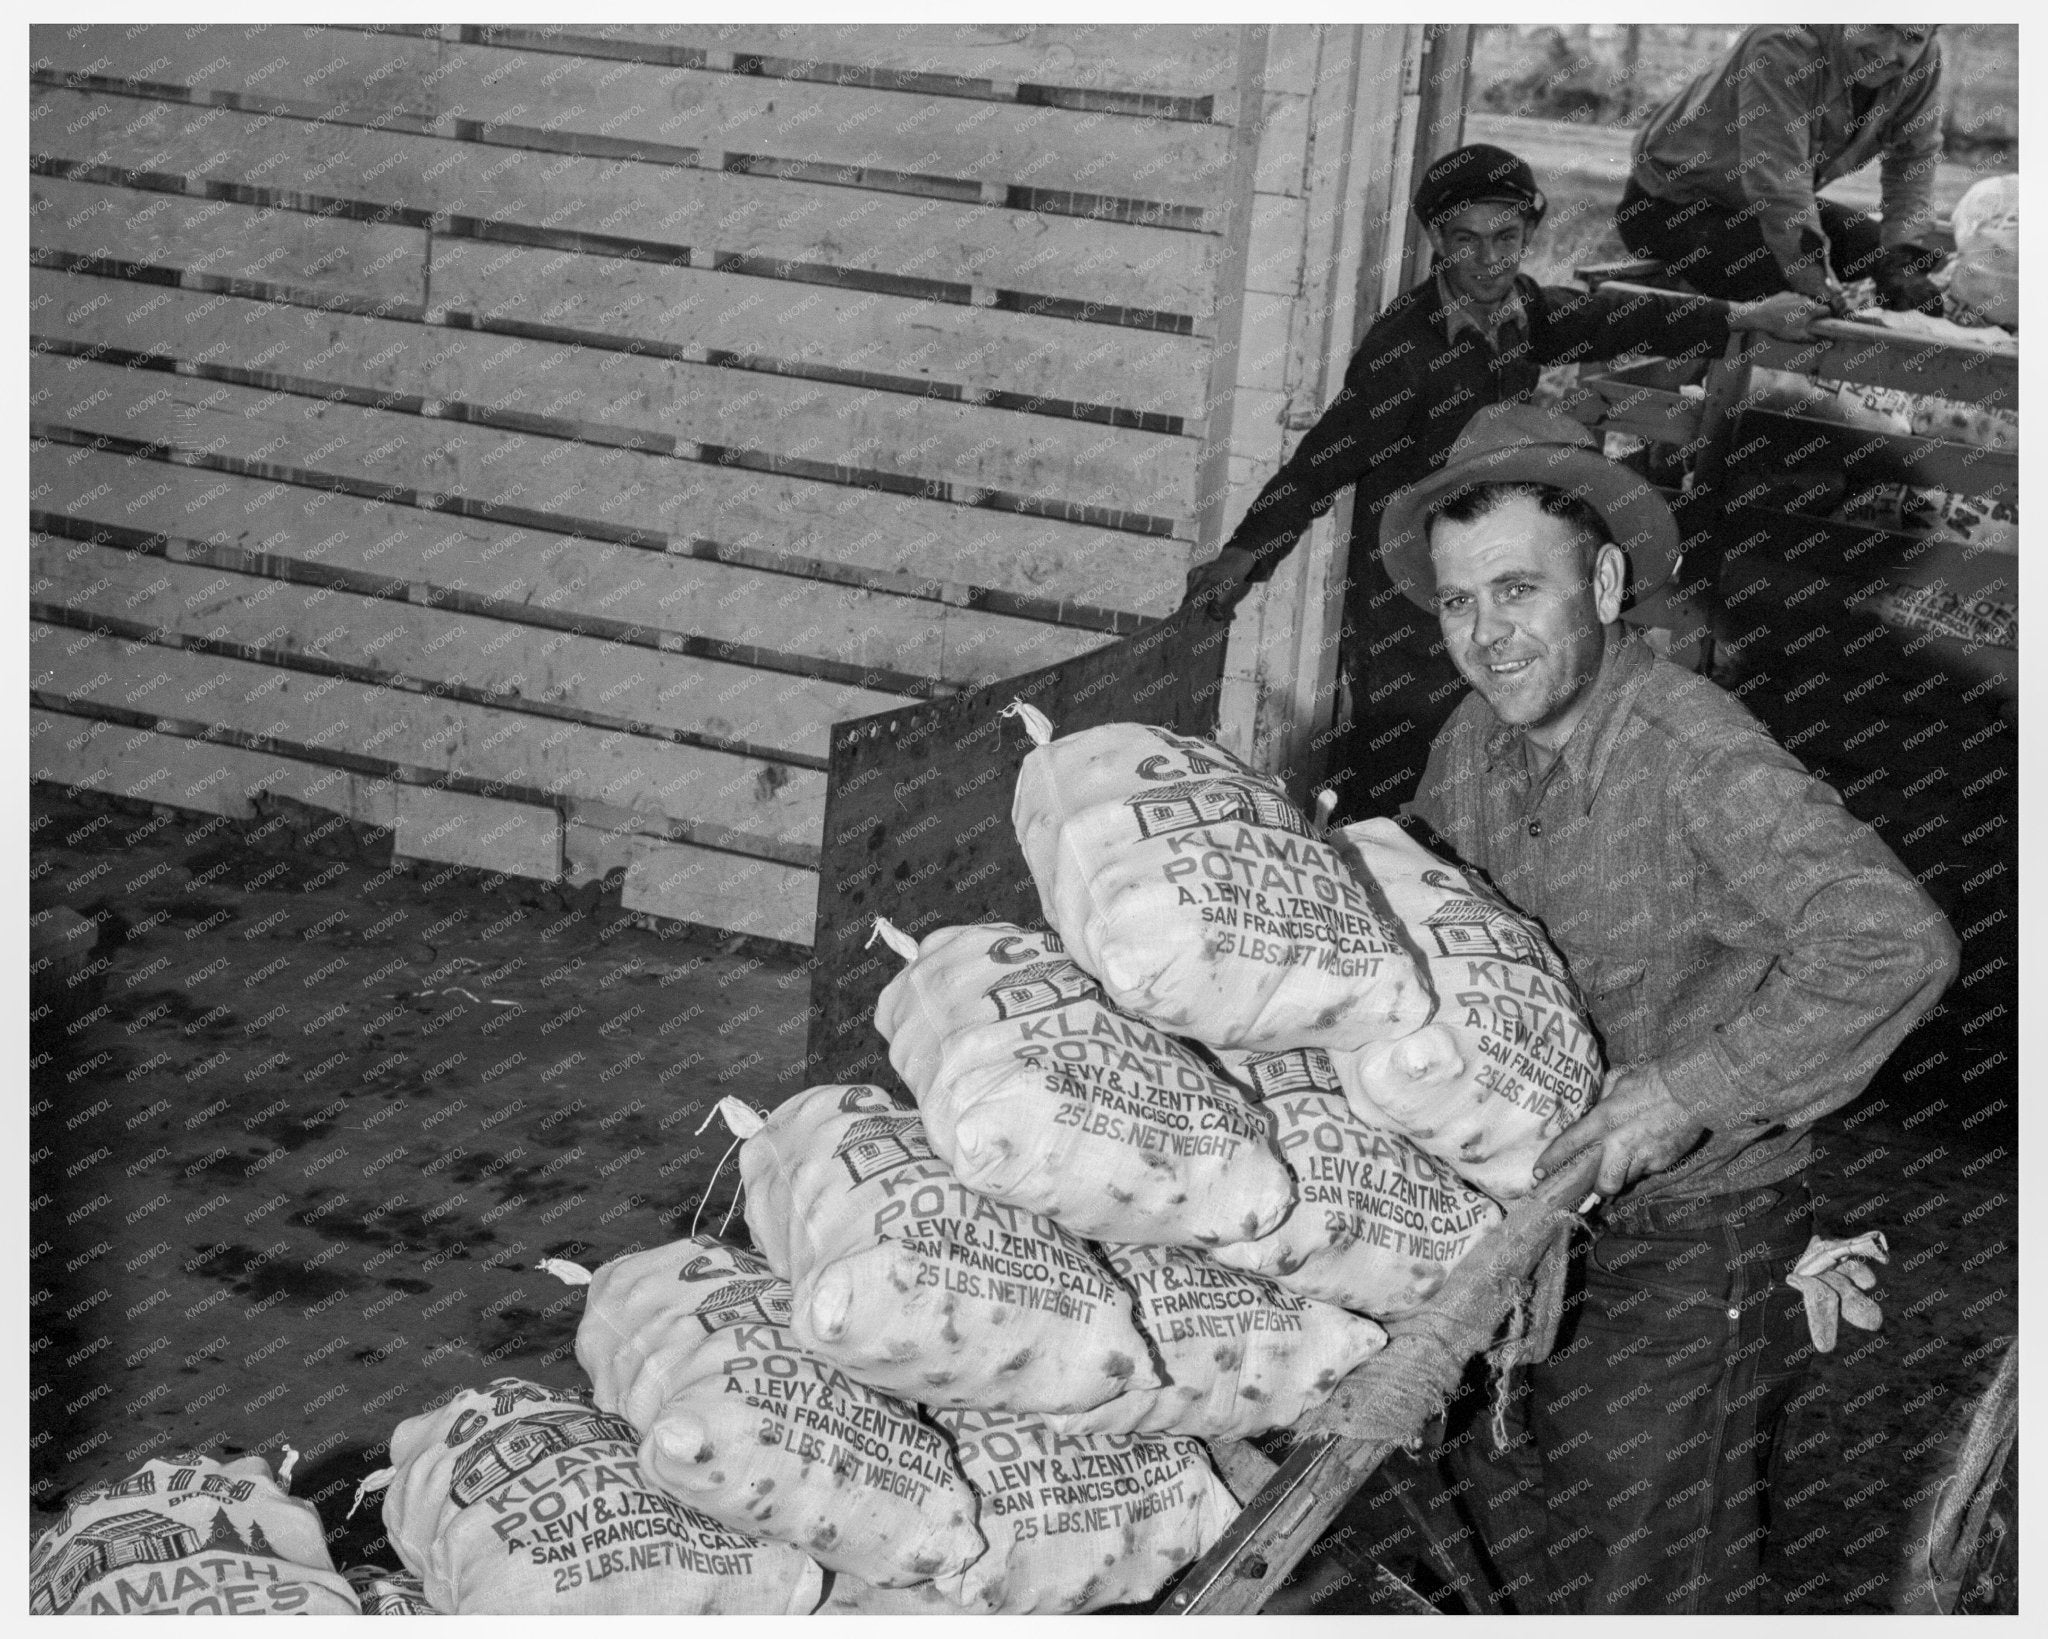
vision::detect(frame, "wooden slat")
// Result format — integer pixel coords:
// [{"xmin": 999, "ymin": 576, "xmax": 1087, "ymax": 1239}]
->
[
  {"xmin": 431, "ymin": 42, "xmax": 1234, "ymax": 216},
  {"xmin": 28, "ymin": 172, "xmax": 1205, "ymax": 425},
  {"xmin": 29, "ymin": 24, "xmax": 440, "ymax": 123},
  {"xmin": 563, "ymin": 823, "xmax": 818, "ymax": 947},
  {"xmin": 31, "ymin": 454, "xmax": 916, "ymax": 755},
  {"xmin": 1578, "ymin": 377, "xmax": 1703, "ymax": 447},
  {"xmin": 31, "ymin": 533, "xmax": 888, "ymax": 769},
  {"xmin": 31, "ymin": 625, "xmax": 826, "ymax": 856},
  {"xmin": 484, "ymin": 22, "xmax": 1243, "ymax": 108},
  {"xmin": 1719, "ymin": 504, "xmax": 2018, "ymax": 609},
  {"xmin": 435, "ymin": 237, "xmax": 1205, "ymax": 424},
  {"xmin": 27, "ymin": 173, "xmax": 426, "ymax": 305},
  {"xmin": 29, "ymin": 441, "xmax": 942, "ymax": 708},
  {"xmin": 31, "ymin": 357, "xmax": 1138, "ymax": 677},
  {"xmin": 1746, "ymin": 327, "xmax": 2018, "ymax": 411},
  {"xmin": 429, "ymin": 236, "xmax": 1207, "ymax": 424},
  {"xmin": 1735, "ymin": 408, "xmax": 2018, "ymax": 508},
  {"xmin": 32, "ymin": 706, "xmax": 566, "ymax": 878},
  {"xmin": 29, "ymin": 85, "xmax": 1217, "ymax": 322},
  {"xmin": 30, "ymin": 265, "xmax": 1198, "ymax": 522}
]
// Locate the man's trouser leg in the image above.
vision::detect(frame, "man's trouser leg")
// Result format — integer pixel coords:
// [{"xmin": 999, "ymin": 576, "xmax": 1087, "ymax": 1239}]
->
[
  {"xmin": 1617, "ymin": 181, "xmax": 1887, "ymax": 303},
  {"xmin": 1525, "ymin": 1181, "xmax": 1816, "ymax": 1614}
]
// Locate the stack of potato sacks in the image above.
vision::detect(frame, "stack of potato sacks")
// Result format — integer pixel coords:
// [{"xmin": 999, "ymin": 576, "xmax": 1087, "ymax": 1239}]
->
[{"xmin": 386, "ymin": 712, "xmax": 1602, "ymax": 1616}]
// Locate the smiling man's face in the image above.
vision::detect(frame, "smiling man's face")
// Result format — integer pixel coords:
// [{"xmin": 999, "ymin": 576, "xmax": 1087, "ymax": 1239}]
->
[
  {"xmin": 1429, "ymin": 491, "xmax": 1624, "ymax": 756},
  {"xmin": 1428, "ymin": 200, "xmax": 1533, "ymax": 311}
]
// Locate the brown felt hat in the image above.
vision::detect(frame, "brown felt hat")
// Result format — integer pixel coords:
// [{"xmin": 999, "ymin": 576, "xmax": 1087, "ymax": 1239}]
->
[{"xmin": 1377, "ymin": 402, "xmax": 1681, "ymax": 611}]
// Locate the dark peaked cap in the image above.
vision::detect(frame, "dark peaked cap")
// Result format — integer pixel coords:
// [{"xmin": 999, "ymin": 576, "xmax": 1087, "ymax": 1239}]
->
[{"xmin": 1412, "ymin": 142, "xmax": 1547, "ymax": 228}]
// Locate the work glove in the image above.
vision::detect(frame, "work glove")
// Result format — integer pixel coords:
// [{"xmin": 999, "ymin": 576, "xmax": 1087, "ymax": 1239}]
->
[
  {"xmin": 1181, "ymin": 545, "xmax": 1260, "ymax": 621},
  {"xmin": 1786, "ymin": 1230, "xmax": 1889, "ymax": 1353},
  {"xmin": 1873, "ymin": 244, "xmax": 1946, "ymax": 317}
]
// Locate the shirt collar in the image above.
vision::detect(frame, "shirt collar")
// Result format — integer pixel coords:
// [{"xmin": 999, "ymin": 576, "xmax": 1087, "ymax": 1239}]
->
[
  {"xmin": 1438, "ymin": 270, "xmax": 1528, "ymax": 348},
  {"xmin": 1481, "ymin": 625, "xmax": 1658, "ymax": 810}
]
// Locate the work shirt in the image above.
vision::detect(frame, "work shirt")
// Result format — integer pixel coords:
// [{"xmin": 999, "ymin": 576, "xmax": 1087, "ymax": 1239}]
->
[
  {"xmin": 1230, "ymin": 271, "xmax": 1729, "ymax": 609},
  {"xmin": 1632, "ymin": 24, "xmax": 1944, "ymax": 301},
  {"xmin": 1405, "ymin": 626, "xmax": 1959, "ymax": 1204}
]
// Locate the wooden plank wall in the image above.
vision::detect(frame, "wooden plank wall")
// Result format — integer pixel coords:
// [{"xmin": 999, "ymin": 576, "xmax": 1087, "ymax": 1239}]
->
[{"xmin": 28, "ymin": 21, "xmax": 1263, "ymax": 943}]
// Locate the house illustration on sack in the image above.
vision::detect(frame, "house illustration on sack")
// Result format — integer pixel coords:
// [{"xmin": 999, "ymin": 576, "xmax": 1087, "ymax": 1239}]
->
[
  {"xmin": 447, "ymin": 1408, "xmax": 640, "ymax": 1508},
  {"xmin": 1128, "ymin": 777, "xmax": 1309, "ymax": 840},
  {"xmin": 688, "ymin": 1277, "xmax": 795, "ymax": 1334},
  {"xmin": 32, "ymin": 1510, "xmax": 205, "ymax": 1614},
  {"xmin": 1236, "ymin": 1048, "xmax": 1343, "ymax": 1103},
  {"xmin": 1418, "ymin": 870, "xmax": 1570, "ymax": 983},
  {"xmin": 834, "ymin": 1113, "xmax": 938, "ymax": 1185},
  {"xmin": 985, "ymin": 958, "xmax": 1099, "ymax": 1020}
]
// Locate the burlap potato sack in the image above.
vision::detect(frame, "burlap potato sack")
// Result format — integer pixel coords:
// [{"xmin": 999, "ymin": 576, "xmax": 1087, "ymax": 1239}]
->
[
  {"xmin": 30, "ymin": 1453, "xmax": 358, "ymax": 1615},
  {"xmin": 376, "ymin": 1377, "xmax": 823, "ymax": 1614},
  {"xmin": 873, "ymin": 920, "xmax": 1293, "ymax": 1247},
  {"xmin": 1328, "ymin": 820, "xmax": 1603, "ymax": 1199},
  {"xmin": 572, "ymin": 1234, "xmax": 983, "ymax": 1586},
  {"xmin": 741, "ymin": 1084, "xmax": 1160, "ymax": 1414},
  {"xmin": 1008, "ymin": 707, "xmax": 1427, "ymax": 1052}
]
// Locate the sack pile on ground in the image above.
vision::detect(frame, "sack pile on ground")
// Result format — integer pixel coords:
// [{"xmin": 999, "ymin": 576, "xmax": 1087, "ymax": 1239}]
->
[
  {"xmin": 30, "ymin": 1453, "xmax": 360, "ymax": 1615},
  {"xmin": 34, "ymin": 715, "xmax": 1603, "ymax": 1617}
]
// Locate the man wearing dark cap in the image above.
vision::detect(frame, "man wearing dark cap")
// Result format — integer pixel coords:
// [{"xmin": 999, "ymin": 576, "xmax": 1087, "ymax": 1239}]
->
[
  {"xmin": 1381, "ymin": 404, "xmax": 1959, "ymax": 1612},
  {"xmin": 1618, "ymin": 25, "xmax": 1946, "ymax": 314},
  {"xmin": 1181, "ymin": 143, "xmax": 1817, "ymax": 819}
]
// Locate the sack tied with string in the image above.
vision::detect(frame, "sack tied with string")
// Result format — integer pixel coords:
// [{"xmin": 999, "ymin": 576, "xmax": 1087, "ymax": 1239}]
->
[
  {"xmin": 372, "ymin": 1377, "xmax": 823, "ymax": 1614},
  {"xmin": 740, "ymin": 1084, "xmax": 1160, "ymax": 1414},
  {"xmin": 1007, "ymin": 705, "xmax": 1428, "ymax": 1052},
  {"xmin": 1041, "ymin": 1242, "xmax": 1387, "ymax": 1440},
  {"xmin": 1324, "ymin": 820, "xmax": 1603, "ymax": 1200},
  {"xmin": 929, "ymin": 1407, "xmax": 1237, "ymax": 1613},
  {"xmin": 344, "ymin": 1565, "xmax": 440, "ymax": 1614},
  {"xmin": 872, "ymin": 919, "xmax": 1293, "ymax": 1247},
  {"xmin": 567, "ymin": 1234, "xmax": 984, "ymax": 1586},
  {"xmin": 30, "ymin": 1453, "xmax": 359, "ymax": 1615},
  {"xmin": 1209, "ymin": 1046, "xmax": 1504, "ymax": 1318}
]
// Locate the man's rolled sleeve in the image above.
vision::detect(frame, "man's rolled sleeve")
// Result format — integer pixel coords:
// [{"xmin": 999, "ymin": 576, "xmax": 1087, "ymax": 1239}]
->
[
  {"xmin": 1657, "ymin": 739, "xmax": 1961, "ymax": 1131},
  {"xmin": 1229, "ymin": 347, "xmax": 1406, "ymax": 585},
  {"xmin": 1733, "ymin": 35, "xmax": 1833, "ymax": 297}
]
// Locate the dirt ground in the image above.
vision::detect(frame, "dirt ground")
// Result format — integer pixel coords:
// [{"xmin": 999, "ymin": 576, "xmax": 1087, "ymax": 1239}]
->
[{"xmin": 28, "ymin": 781, "xmax": 2018, "ymax": 1608}]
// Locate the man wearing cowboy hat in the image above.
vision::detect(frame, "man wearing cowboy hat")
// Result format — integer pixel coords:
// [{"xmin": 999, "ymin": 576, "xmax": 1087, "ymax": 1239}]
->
[
  {"xmin": 1383, "ymin": 403, "xmax": 1959, "ymax": 1612},
  {"xmin": 1181, "ymin": 143, "xmax": 1820, "ymax": 819}
]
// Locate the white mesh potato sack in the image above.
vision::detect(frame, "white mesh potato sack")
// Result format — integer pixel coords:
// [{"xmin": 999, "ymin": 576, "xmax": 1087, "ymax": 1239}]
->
[
  {"xmin": 30, "ymin": 1453, "xmax": 359, "ymax": 1615},
  {"xmin": 569, "ymin": 1234, "xmax": 984, "ymax": 1586},
  {"xmin": 1007, "ymin": 706, "xmax": 1427, "ymax": 1051},
  {"xmin": 931, "ymin": 1407, "xmax": 1237, "ymax": 1613},
  {"xmin": 740, "ymin": 1084, "xmax": 1160, "ymax": 1414},
  {"xmin": 373, "ymin": 1377, "xmax": 823, "ymax": 1614},
  {"xmin": 1044, "ymin": 1243, "xmax": 1387, "ymax": 1440},
  {"xmin": 872, "ymin": 919, "xmax": 1293, "ymax": 1247},
  {"xmin": 1327, "ymin": 820, "xmax": 1602, "ymax": 1199},
  {"xmin": 1209, "ymin": 1048, "xmax": 1503, "ymax": 1318}
]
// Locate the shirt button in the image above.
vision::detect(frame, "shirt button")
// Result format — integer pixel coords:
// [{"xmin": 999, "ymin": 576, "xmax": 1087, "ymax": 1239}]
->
[{"xmin": 1527, "ymin": 818, "xmax": 1543, "ymax": 838}]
